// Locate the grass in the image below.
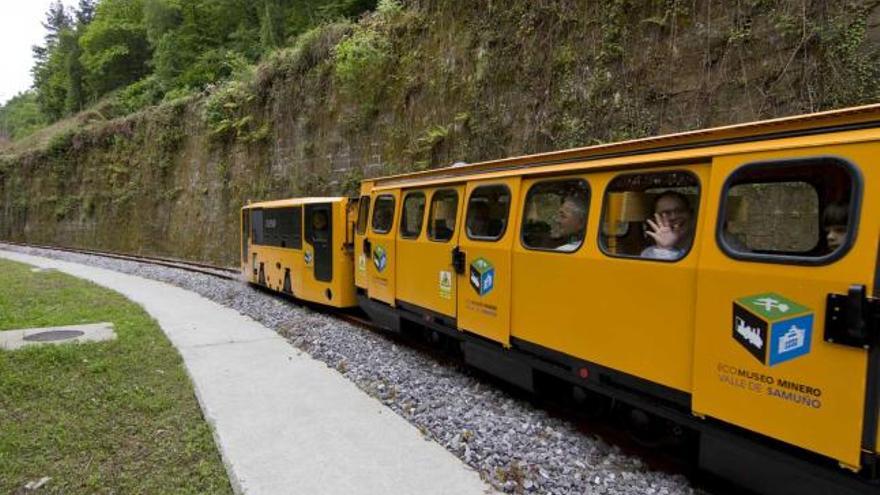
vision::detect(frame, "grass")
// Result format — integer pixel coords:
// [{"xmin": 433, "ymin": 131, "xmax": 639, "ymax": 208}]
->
[{"xmin": 0, "ymin": 259, "xmax": 232, "ymax": 494}]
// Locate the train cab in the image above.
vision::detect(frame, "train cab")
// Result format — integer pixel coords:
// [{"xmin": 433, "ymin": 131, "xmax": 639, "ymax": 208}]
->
[
  {"xmin": 353, "ymin": 105, "xmax": 880, "ymax": 495},
  {"xmin": 241, "ymin": 197, "xmax": 358, "ymax": 308}
]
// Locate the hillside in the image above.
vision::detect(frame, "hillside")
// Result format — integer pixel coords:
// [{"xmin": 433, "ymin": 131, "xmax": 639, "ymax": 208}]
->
[{"xmin": 2, "ymin": 0, "xmax": 879, "ymax": 264}]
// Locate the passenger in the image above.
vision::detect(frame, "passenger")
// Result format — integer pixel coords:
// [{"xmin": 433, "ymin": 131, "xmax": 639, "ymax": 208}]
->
[
  {"xmin": 641, "ymin": 191, "xmax": 694, "ymax": 260},
  {"xmin": 468, "ymin": 202, "xmax": 491, "ymax": 237},
  {"xmin": 552, "ymin": 195, "xmax": 587, "ymax": 251},
  {"xmin": 822, "ymin": 202, "xmax": 848, "ymax": 252}
]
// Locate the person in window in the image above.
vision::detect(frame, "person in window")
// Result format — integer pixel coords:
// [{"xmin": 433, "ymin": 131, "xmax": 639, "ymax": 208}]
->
[
  {"xmin": 822, "ymin": 202, "xmax": 848, "ymax": 252},
  {"xmin": 552, "ymin": 195, "xmax": 587, "ymax": 251},
  {"xmin": 641, "ymin": 191, "xmax": 694, "ymax": 260},
  {"xmin": 468, "ymin": 202, "xmax": 491, "ymax": 237},
  {"xmin": 312, "ymin": 211, "xmax": 329, "ymax": 241}
]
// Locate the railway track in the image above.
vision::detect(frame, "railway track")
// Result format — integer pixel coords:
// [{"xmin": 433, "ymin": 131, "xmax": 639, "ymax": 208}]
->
[{"xmin": 1, "ymin": 240, "xmax": 744, "ymax": 494}]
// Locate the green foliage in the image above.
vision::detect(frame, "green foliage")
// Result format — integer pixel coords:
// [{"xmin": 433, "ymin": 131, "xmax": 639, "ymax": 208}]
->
[
  {"xmin": 79, "ymin": 0, "xmax": 152, "ymax": 98},
  {"xmin": 23, "ymin": 0, "xmax": 378, "ymax": 134},
  {"xmin": 0, "ymin": 92, "xmax": 48, "ymax": 141},
  {"xmin": 334, "ymin": 25, "xmax": 393, "ymax": 110}
]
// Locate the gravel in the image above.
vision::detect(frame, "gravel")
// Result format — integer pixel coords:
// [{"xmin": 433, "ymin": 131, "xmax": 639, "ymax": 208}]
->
[{"xmin": 3, "ymin": 244, "xmax": 703, "ymax": 495}]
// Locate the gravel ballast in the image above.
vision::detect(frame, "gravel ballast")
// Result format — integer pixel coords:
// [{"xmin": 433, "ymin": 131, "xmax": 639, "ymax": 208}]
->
[{"xmin": 2, "ymin": 244, "xmax": 702, "ymax": 495}]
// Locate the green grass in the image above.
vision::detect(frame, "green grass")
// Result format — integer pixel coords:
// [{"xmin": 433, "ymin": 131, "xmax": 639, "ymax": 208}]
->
[{"xmin": 0, "ymin": 259, "xmax": 232, "ymax": 494}]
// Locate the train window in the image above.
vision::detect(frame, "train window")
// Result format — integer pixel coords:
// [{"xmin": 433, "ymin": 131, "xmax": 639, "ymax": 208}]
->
[
  {"xmin": 255, "ymin": 207, "xmax": 301, "ymax": 248},
  {"xmin": 400, "ymin": 192, "xmax": 426, "ymax": 239},
  {"xmin": 290, "ymin": 207, "xmax": 302, "ymax": 249},
  {"xmin": 251, "ymin": 209, "xmax": 264, "ymax": 245},
  {"xmin": 427, "ymin": 189, "xmax": 458, "ymax": 242},
  {"xmin": 599, "ymin": 171, "xmax": 700, "ymax": 261},
  {"xmin": 308, "ymin": 208, "xmax": 330, "ymax": 243},
  {"xmin": 521, "ymin": 179, "xmax": 590, "ymax": 252},
  {"xmin": 466, "ymin": 185, "xmax": 511, "ymax": 240},
  {"xmin": 356, "ymin": 195, "xmax": 370, "ymax": 235},
  {"xmin": 718, "ymin": 157, "xmax": 859, "ymax": 263},
  {"xmin": 371, "ymin": 195, "xmax": 395, "ymax": 234}
]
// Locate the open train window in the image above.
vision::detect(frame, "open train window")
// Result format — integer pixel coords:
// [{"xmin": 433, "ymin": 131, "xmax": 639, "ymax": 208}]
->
[
  {"xmin": 356, "ymin": 195, "xmax": 370, "ymax": 235},
  {"xmin": 466, "ymin": 185, "xmax": 510, "ymax": 241},
  {"xmin": 718, "ymin": 156, "xmax": 860, "ymax": 264},
  {"xmin": 371, "ymin": 195, "xmax": 395, "ymax": 234},
  {"xmin": 521, "ymin": 179, "xmax": 590, "ymax": 253},
  {"xmin": 599, "ymin": 170, "xmax": 700, "ymax": 261},
  {"xmin": 400, "ymin": 192, "xmax": 426, "ymax": 239},
  {"xmin": 427, "ymin": 189, "xmax": 458, "ymax": 242}
]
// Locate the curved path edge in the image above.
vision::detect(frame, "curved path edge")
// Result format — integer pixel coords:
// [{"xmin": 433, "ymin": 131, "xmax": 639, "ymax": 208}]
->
[{"xmin": 0, "ymin": 249, "xmax": 492, "ymax": 495}]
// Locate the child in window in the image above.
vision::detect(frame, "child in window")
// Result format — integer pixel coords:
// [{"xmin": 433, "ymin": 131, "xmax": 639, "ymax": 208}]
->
[{"xmin": 822, "ymin": 202, "xmax": 848, "ymax": 252}]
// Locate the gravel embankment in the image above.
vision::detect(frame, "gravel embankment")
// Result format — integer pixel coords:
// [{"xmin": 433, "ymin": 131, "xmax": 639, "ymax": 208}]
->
[{"xmin": 2, "ymin": 244, "xmax": 702, "ymax": 495}]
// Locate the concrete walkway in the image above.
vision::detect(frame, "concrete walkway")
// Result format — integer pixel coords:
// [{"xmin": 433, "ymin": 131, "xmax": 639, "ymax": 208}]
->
[{"xmin": 0, "ymin": 249, "xmax": 492, "ymax": 495}]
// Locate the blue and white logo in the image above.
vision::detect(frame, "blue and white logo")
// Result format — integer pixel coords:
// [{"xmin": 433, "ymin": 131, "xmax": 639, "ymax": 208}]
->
[
  {"xmin": 373, "ymin": 245, "xmax": 387, "ymax": 272},
  {"xmin": 768, "ymin": 314, "xmax": 813, "ymax": 366}
]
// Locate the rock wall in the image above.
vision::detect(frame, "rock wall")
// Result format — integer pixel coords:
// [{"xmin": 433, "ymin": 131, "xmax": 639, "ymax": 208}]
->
[{"xmin": 2, "ymin": 0, "xmax": 879, "ymax": 265}]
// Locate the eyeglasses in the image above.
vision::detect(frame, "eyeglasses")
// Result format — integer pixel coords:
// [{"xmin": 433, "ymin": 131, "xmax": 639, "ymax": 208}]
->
[{"xmin": 656, "ymin": 207, "xmax": 689, "ymax": 217}]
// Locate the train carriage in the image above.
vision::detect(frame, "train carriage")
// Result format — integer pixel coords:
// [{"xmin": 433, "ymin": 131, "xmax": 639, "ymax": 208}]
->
[
  {"xmin": 241, "ymin": 197, "xmax": 358, "ymax": 308},
  {"xmin": 353, "ymin": 104, "xmax": 880, "ymax": 494}
]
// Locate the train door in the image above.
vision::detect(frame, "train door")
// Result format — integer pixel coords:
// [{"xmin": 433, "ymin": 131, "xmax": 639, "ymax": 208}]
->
[
  {"xmin": 366, "ymin": 190, "xmax": 400, "ymax": 305},
  {"xmin": 396, "ymin": 186, "xmax": 465, "ymax": 319},
  {"xmin": 456, "ymin": 178, "xmax": 520, "ymax": 345},
  {"xmin": 692, "ymin": 151, "xmax": 875, "ymax": 470},
  {"xmin": 354, "ymin": 191, "xmax": 371, "ymax": 290},
  {"xmin": 305, "ymin": 203, "xmax": 332, "ymax": 282}
]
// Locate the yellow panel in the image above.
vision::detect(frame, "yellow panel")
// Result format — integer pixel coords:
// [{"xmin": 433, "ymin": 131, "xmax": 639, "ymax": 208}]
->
[
  {"xmin": 367, "ymin": 190, "xmax": 400, "ymax": 305},
  {"xmin": 692, "ymin": 143, "xmax": 878, "ymax": 468},
  {"xmin": 511, "ymin": 166, "xmax": 708, "ymax": 392},
  {"xmin": 456, "ymin": 177, "xmax": 521, "ymax": 345},
  {"xmin": 396, "ymin": 186, "xmax": 465, "ymax": 317}
]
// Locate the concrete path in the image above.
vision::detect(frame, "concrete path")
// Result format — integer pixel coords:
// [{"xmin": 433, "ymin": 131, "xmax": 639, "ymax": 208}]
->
[{"xmin": 0, "ymin": 249, "xmax": 492, "ymax": 495}]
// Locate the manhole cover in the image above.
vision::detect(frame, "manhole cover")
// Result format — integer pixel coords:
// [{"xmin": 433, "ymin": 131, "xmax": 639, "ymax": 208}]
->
[{"xmin": 23, "ymin": 330, "xmax": 85, "ymax": 342}]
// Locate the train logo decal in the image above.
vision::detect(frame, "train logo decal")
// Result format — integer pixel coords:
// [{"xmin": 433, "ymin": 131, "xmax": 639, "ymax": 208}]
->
[
  {"xmin": 373, "ymin": 245, "xmax": 387, "ymax": 272},
  {"xmin": 439, "ymin": 271, "xmax": 453, "ymax": 299},
  {"xmin": 733, "ymin": 293, "xmax": 813, "ymax": 367},
  {"xmin": 304, "ymin": 250, "xmax": 313, "ymax": 266},
  {"xmin": 469, "ymin": 258, "xmax": 495, "ymax": 296}
]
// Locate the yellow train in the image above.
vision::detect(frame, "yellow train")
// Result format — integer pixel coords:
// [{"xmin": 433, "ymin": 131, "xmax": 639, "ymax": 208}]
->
[{"xmin": 242, "ymin": 104, "xmax": 880, "ymax": 494}]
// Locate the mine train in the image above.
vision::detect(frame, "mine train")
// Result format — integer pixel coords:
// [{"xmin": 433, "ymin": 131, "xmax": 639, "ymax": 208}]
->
[{"xmin": 241, "ymin": 104, "xmax": 880, "ymax": 495}]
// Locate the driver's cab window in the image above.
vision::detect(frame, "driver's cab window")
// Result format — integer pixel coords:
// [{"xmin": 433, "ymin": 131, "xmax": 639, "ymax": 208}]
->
[
  {"xmin": 310, "ymin": 209, "xmax": 330, "ymax": 242},
  {"xmin": 599, "ymin": 171, "xmax": 700, "ymax": 261}
]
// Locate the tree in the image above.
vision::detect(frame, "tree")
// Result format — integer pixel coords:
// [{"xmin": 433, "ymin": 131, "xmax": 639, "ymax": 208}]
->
[{"xmin": 79, "ymin": 0, "xmax": 152, "ymax": 98}]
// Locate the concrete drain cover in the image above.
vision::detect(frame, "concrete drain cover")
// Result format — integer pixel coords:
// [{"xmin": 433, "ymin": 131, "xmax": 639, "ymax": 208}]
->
[
  {"xmin": 23, "ymin": 330, "xmax": 86, "ymax": 342},
  {"xmin": 0, "ymin": 323, "xmax": 116, "ymax": 350}
]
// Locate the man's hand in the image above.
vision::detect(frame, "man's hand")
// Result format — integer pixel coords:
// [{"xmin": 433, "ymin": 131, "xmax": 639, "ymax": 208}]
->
[{"xmin": 646, "ymin": 213, "xmax": 681, "ymax": 249}]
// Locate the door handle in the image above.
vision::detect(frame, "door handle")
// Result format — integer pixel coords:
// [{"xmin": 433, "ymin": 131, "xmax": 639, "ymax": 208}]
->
[
  {"xmin": 363, "ymin": 238, "xmax": 372, "ymax": 257},
  {"xmin": 824, "ymin": 284, "xmax": 879, "ymax": 349},
  {"xmin": 451, "ymin": 246, "xmax": 465, "ymax": 275}
]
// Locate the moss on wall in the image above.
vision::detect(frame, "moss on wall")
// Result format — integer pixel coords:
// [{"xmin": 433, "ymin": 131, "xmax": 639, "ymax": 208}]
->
[{"xmin": 2, "ymin": 0, "xmax": 879, "ymax": 265}]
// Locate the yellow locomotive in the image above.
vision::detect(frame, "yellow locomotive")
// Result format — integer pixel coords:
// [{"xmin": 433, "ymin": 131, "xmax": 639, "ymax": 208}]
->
[{"xmin": 243, "ymin": 104, "xmax": 880, "ymax": 494}]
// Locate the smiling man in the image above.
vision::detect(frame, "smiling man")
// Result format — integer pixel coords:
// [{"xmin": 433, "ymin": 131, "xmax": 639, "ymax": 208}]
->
[{"xmin": 641, "ymin": 191, "xmax": 694, "ymax": 260}]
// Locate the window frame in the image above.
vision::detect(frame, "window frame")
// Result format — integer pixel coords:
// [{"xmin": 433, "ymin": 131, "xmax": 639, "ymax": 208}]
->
[
  {"xmin": 371, "ymin": 194, "xmax": 396, "ymax": 234},
  {"xmin": 427, "ymin": 189, "xmax": 459, "ymax": 243},
  {"xmin": 465, "ymin": 184, "xmax": 512, "ymax": 242},
  {"xmin": 356, "ymin": 195, "xmax": 371, "ymax": 235},
  {"xmin": 716, "ymin": 155, "xmax": 862, "ymax": 266},
  {"xmin": 399, "ymin": 191, "xmax": 427, "ymax": 240},
  {"xmin": 597, "ymin": 169, "xmax": 701, "ymax": 263},
  {"xmin": 520, "ymin": 178, "xmax": 590, "ymax": 254}
]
